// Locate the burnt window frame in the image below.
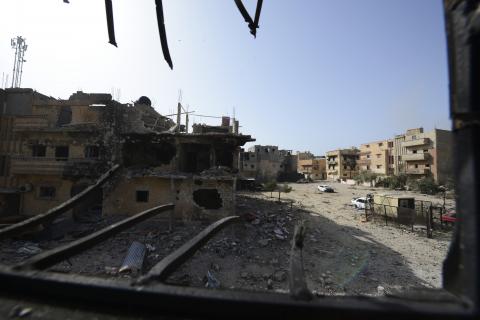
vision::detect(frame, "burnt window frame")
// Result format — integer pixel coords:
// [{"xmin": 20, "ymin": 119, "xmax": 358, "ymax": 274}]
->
[
  {"xmin": 55, "ymin": 145, "xmax": 69, "ymax": 161},
  {"xmin": 38, "ymin": 186, "xmax": 56, "ymax": 200},
  {"xmin": 32, "ymin": 144, "xmax": 46, "ymax": 157},
  {"xmin": 136, "ymin": 190, "xmax": 149, "ymax": 203},
  {"xmin": 84, "ymin": 145, "xmax": 100, "ymax": 159}
]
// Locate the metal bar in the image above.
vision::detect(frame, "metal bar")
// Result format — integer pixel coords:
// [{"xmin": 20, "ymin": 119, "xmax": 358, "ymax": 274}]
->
[
  {"xmin": 105, "ymin": 0, "xmax": 118, "ymax": 47},
  {"xmin": 0, "ymin": 266, "xmax": 467, "ymax": 320},
  {"xmin": 234, "ymin": 0, "xmax": 255, "ymax": 34},
  {"xmin": 155, "ymin": 0, "xmax": 173, "ymax": 69},
  {"xmin": 13, "ymin": 203, "xmax": 174, "ymax": 271},
  {"xmin": 0, "ymin": 164, "xmax": 120, "ymax": 240},
  {"xmin": 289, "ymin": 221, "xmax": 312, "ymax": 301},
  {"xmin": 137, "ymin": 215, "xmax": 239, "ymax": 285},
  {"xmin": 252, "ymin": 0, "xmax": 264, "ymax": 37}
]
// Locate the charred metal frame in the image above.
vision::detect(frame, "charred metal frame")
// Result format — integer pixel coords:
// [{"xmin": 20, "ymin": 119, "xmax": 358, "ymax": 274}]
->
[{"xmin": 0, "ymin": 0, "xmax": 479, "ymax": 319}]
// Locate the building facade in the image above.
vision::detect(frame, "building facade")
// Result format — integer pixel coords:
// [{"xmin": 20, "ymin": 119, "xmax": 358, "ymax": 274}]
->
[
  {"xmin": 297, "ymin": 152, "xmax": 326, "ymax": 180},
  {"xmin": 326, "ymin": 148, "xmax": 359, "ymax": 181},
  {"xmin": 396, "ymin": 128, "xmax": 453, "ymax": 184},
  {"xmin": 0, "ymin": 88, "xmax": 253, "ymax": 220},
  {"xmin": 358, "ymin": 140, "xmax": 394, "ymax": 175},
  {"xmin": 239, "ymin": 145, "xmax": 298, "ymax": 182}
]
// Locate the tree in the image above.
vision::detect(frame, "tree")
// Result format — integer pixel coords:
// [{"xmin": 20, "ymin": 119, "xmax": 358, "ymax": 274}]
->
[
  {"xmin": 277, "ymin": 183, "xmax": 292, "ymax": 202},
  {"xmin": 264, "ymin": 181, "xmax": 277, "ymax": 198}
]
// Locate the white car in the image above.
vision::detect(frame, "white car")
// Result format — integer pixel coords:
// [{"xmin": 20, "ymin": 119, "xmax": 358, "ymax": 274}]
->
[
  {"xmin": 317, "ymin": 185, "xmax": 334, "ymax": 192},
  {"xmin": 351, "ymin": 197, "xmax": 367, "ymax": 209}
]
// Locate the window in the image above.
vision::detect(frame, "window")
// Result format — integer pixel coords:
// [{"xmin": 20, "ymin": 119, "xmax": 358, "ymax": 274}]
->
[
  {"xmin": 426, "ymin": 164, "xmax": 430, "ymax": 168},
  {"xmin": 415, "ymin": 164, "xmax": 419, "ymax": 169},
  {"xmin": 412, "ymin": 135, "xmax": 416, "ymax": 140},
  {"xmin": 85, "ymin": 146, "xmax": 99, "ymax": 159},
  {"xmin": 136, "ymin": 190, "xmax": 149, "ymax": 202},
  {"xmin": 366, "ymin": 155, "xmax": 370, "ymax": 158},
  {"xmin": 32, "ymin": 145, "xmax": 46, "ymax": 157},
  {"xmin": 376, "ymin": 154, "xmax": 381, "ymax": 158},
  {"xmin": 39, "ymin": 186, "xmax": 56, "ymax": 199},
  {"xmin": 413, "ymin": 150, "xmax": 417, "ymax": 154},
  {"xmin": 378, "ymin": 142, "xmax": 383, "ymax": 147},
  {"xmin": 423, "ymin": 149, "xmax": 428, "ymax": 153},
  {"xmin": 250, "ymin": 165, "xmax": 254, "ymax": 169},
  {"xmin": 388, "ymin": 141, "xmax": 393, "ymax": 148},
  {"xmin": 55, "ymin": 146, "xmax": 69, "ymax": 161},
  {"xmin": 366, "ymin": 144, "xmax": 370, "ymax": 148},
  {"xmin": 377, "ymin": 165, "xmax": 381, "ymax": 169},
  {"xmin": 0, "ymin": 155, "xmax": 6, "ymax": 176},
  {"xmin": 366, "ymin": 165, "xmax": 370, "ymax": 170},
  {"xmin": 343, "ymin": 165, "xmax": 347, "ymax": 169}
]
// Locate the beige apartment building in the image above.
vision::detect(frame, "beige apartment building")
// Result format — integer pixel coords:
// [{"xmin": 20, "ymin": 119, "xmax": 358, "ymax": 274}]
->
[
  {"xmin": 358, "ymin": 140, "xmax": 394, "ymax": 175},
  {"xmin": 297, "ymin": 151, "xmax": 326, "ymax": 180},
  {"xmin": 394, "ymin": 128, "xmax": 453, "ymax": 184},
  {"xmin": 326, "ymin": 148, "xmax": 359, "ymax": 181}
]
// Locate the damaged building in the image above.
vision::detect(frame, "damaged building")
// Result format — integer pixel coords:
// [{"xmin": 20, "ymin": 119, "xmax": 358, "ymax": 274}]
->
[
  {"xmin": 0, "ymin": 88, "xmax": 254, "ymax": 222},
  {"xmin": 239, "ymin": 145, "xmax": 300, "ymax": 182}
]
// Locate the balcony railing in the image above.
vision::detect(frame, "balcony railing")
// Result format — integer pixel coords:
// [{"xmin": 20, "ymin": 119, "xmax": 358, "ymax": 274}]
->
[
  {"xmin": 401, "ymin": 138, "xmax": 430, "ymax": 148},
  {"xmin": 11, "ymin": 157, "xmax": 99, "ymax": 175},
  {"xmin": 327, "ymin": 159, "xmax": 337, "ymax": 164},
  {"xmin": 402, "ymin": 153, "xmax": 430, "ymax": 161},
  {"xmin": 406, "ymin": 168, "xmax": 430, "ymax": 175},
  {"xmin": 357, "ymin": 159, "xmax": 371, "ymax": 166},
  {"xmin": 13, "ymin": 115, "xmax": 49, "ymax": 131}
]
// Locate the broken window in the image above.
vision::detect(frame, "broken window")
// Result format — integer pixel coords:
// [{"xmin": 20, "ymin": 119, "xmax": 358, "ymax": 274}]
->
[
  {"xmin": 85, "ymin": 146, "xmax": 99, "ymax": 159},
  {"xmin": 55, "ymin": 146, "xmax": 69, "ymax": 161},
  {"xmin": 123, "ymin": 140, "xmax": 176, "ymax": 167},
  {"xmin": 193, "ymin": 189, "xmax": 222, "ymax": 209},
  {"xmin": 39, "ymin": 186, "xmax": 56, "ymax": 199},
  {"xmin": 0, "ymin": 155, "xmax": 6, "ymax": 176},
  {"xmin": 413, "ymin": 150, "xmax": 418, "ymax": 154},
  {"xmin": 32, "ymin": 145, "xmax": 46, "ymax": 157},
  {"xmin": 56, "ymin": 106, "xmax": 72, "ymax": 126},
  {"xmin": 180, "ymin": 143, "xmax": 210, "ymax": 173},
  {"xmin": 136, "ymin": 190, "xmax": 149, "ymax": 202},
  {"xmin": 215, "ymin": 145, "xmax": 234, "ymax": 168}
]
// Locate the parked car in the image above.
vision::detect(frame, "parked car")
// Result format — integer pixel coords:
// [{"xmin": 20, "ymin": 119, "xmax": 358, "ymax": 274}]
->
[
  {"xmin": 351, "ymin": 197, "xmax": 368, "ymax": 209},
  {"xmin": 441, "ymin": 210, "xmax": 459, "ymax": 224},
  {"xmin": 317, "ymin": 185, "xmax": 334, "ymax": 193}
]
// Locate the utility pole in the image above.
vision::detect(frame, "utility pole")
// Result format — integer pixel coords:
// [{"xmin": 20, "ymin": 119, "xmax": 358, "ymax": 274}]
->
[{"xmin": 11, "ymin": 36, "xmax": 28, "ymax": 88}]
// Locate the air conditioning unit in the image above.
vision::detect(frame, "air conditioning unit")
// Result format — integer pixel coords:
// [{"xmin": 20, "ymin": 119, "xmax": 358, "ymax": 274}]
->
[{"xmin": 18, "ymin": 183, "xmax": 33, "ymax": 193}]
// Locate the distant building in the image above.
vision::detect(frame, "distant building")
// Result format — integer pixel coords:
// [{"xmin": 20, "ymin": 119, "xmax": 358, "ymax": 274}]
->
[
  {"xmin": 326, "ymin": 148, "xmax": 359, "ymax": 181},
  {"xmin": 395, "ymin": 128, "xmax": 453, "ymax": 184},
  {"xmin": 297, "ymin": 151, "xmax": 326, "ymax": 180},
  {"xmin": 239, "ymin": 145, "xmax": 298, "ymax": 182},
  {"xmin": 358, "ymin": 140, "xmax": 394, "ymax": 176}
]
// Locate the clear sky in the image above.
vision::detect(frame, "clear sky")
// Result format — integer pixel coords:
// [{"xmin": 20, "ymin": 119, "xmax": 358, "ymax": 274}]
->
[{"xmin": 0, "ymin": 0, "xmax": 450, "ymax": 154}]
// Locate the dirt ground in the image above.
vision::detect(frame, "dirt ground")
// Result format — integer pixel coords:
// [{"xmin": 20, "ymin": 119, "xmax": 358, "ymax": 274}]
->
[{"xmin": 0, "ymin": 181, "xmax": 454, "ymax": 297}]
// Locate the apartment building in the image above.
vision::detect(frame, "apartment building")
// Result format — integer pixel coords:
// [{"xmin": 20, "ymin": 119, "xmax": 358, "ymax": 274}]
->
[
  {"xmin": 297, "ymin": 152, "xmax": 326, "ymax": 180},
  {"xmin": 0, "ymin": 88, "xmax": 253, "ymax": 219},
  {"xmin": 239, "ymin": 145, "xmax": 298, "ymax": 182},
  {"xmin": 396, "ymin": 128, "xmax": 453, "ymax": 184},
  {"xmin": 326, "ymin": 148, "xmax": 359, "ymax": 181},
  {"xmin": 358, "ymin": 140, "xmax": 394, "ymax": 175}
]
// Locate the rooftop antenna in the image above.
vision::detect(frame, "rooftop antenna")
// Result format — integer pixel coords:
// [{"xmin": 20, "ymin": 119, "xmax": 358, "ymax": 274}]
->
[{"xmin": 11, "ymin": 36, "xmax": 28, "ymax": 88}]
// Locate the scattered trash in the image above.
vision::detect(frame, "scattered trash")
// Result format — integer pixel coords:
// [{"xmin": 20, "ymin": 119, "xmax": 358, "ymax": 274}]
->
[
  {"xmin": 9, "ymin": 305, "xmax": 32, "ymax": 318},
  {"xmin": 104, "ymin": 266, "xmax": 118, "ymax": 275},
  {"xmin": 145, "ymin": 243, "xmax": 156, "ymax": 252},
  {"xmin": 119, "ymin": 241, "xmax": 146, "ymax": 275},
  {"xmin": 205, "ymin": 270, "xmax": 220, "ymax": 288},
  {"xmin": 16, "ymin": 243, "xmax": 42, "ymax": 256}
]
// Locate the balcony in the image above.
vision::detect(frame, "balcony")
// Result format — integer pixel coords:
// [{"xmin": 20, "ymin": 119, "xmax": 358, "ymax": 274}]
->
[
  {"xmin": 328, "ymin": 159, "xmax": 337, "ymax": 165},
  {"xmin": 359, "ymin": 151, "xmax": 371, "ymax": 156},
  {"xmin": 11, "ymin": 157, "xmax": 99, "ymax": 175},
  {"xmin": 402, "ymin": 153, "xmax": 430, "ymax": 162},
  {"xmin": 401, "ymin": 138, "xmax": 430, "ymax": 148},
  {"xmin": 13, "ymin": 115, "xmax": 49, "ymax": 131},
  {"xmin": 357, "ymin": 159, "xmax": 371, "ymax": 166},
  {"xmin": 406, "ymin": 168, "xmax": 430, "ymax": 175}
]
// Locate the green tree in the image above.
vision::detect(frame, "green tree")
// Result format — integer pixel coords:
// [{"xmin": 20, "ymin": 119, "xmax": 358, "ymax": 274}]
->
[
  {"xmin": 277, "ymin": 183, "xmax": 292, "ymax": 201},
  {"xmin": 264, "ymin": 181, "xmax": 277, "ymax": 198}
]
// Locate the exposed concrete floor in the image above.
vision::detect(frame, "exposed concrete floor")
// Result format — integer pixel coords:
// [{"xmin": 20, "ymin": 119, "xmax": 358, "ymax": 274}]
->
[{"xmin": 0, "ymin": 181, "xmax": 453, "ymax": 297}]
